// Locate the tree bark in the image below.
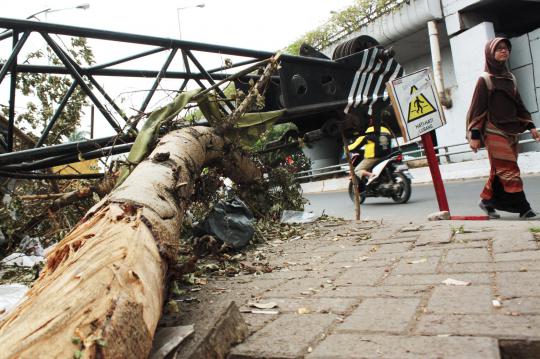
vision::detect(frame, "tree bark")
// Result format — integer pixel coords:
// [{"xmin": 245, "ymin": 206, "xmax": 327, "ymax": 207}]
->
[{"xmin": 0, "ymin": 126, "xmax": 261, "ymax": 358}]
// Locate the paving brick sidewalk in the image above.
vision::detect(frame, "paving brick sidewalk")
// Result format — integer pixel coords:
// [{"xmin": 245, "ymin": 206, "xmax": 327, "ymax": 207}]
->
[{"xmin": 174, "ymin": 219, "xmax": 540, "ymax": 358}]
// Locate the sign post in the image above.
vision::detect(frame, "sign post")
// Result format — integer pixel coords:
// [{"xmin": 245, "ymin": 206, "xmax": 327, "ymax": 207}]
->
[
  {"xmin": 386, "ymin": 68, "xmax": 449, "ymax": 212},
  {"xmin": 420, "ymin": 133, "xmax": 449, "ymax": 212}
]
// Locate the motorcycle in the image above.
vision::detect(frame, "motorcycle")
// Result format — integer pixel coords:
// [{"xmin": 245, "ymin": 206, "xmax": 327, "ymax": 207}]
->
[{"xmin": 347, "ymin": 151, "xmax": 413, "ymax": 204}]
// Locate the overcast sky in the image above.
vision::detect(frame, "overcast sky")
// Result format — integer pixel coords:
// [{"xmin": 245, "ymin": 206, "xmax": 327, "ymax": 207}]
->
[
  {"xmin": 3, "ymin": 0, "xmax": 355, "ymax": 51},
  {"xmin": 1, "ymin": 0, "xmax": 356, "ymax": 137}
]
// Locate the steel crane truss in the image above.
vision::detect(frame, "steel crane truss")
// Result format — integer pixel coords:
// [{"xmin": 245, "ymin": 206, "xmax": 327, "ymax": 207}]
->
[{"xmin": 0, "ymin": 17, "xmax": 401, "ymax": 178}]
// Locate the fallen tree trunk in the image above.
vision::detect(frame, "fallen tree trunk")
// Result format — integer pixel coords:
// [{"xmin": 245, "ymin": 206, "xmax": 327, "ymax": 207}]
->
[{"xmin": 0, "ymin": 126, "xmax": 261, "ymax": 358}]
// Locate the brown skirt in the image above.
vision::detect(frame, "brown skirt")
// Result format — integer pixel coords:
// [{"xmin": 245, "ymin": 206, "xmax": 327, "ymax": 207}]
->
[{"xmin": 480, "ymin": 123, "xmax": 531, "ymax": 214}]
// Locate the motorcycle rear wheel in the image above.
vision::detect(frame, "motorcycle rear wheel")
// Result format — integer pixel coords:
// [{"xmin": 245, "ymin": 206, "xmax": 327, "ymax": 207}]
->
[
  {"xmin": 391, "ymin": 173, "xmax": 412, "ymax": 204},
  {"xmin": 348, "ymin": 179, "xmax": 366, "ymax": 204}
]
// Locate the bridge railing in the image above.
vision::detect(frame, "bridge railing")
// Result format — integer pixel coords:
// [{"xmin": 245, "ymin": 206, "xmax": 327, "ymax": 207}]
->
[{"xmin": 295, "ymin": 138, "xmax": 539, "ymax": 181}]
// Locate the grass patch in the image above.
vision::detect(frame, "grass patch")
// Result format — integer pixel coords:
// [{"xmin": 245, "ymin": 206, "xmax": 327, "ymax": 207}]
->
[{"xmin": 531, "ymin": 227, "xmax": 540, "ymax": 241}]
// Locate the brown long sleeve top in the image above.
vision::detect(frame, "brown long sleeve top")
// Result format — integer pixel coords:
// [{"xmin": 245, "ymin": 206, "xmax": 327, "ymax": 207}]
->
[{"xmin": 466, "ymin": 75, "xmax": 534, "ymax": 140}]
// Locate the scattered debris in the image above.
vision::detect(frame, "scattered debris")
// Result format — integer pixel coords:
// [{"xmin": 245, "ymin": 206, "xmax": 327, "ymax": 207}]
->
[
  {"xmin": 530, "ymin": 227, "xmax": 540, "ymax": 241},
  {"xmin": 297, "ymin": 307, "xmax": 311, "ymax": 315},
  {"xmin": 0, "ymin": 284, "xmax": 28, "ymax": 316},
  {"xmin": 1, "ymin": 253, "xmax": 43, "ymax": 267},
  {"xmin": 239, "ymin": 262, "xmax": 273, "ymax": 274},
  {"xmin": 280, "ymin": 210, "xmax": 319, "ymax": 224},
  {"xmin": 407, "ymin": 258, "xmax": 427, "ymax": 264},
  {"xmin": 166, "ymin": 300, "xmax": 180, "ymax": 314},
  {"xmin": 401, "ymin": 226, "xmax": 423, "ymax": 232},
  {"xmin": 450, "ymin": 225, "xmax": 482, "ymax": 234},
  {"xmin": 250, "ymin": 309, "xmax": 280, "ymax": 315},
  {"xmin": 427, "ymin": 211, "xmax": 450, "ymax": 221},
  {"xmin": 441, "ymin": 278, "xmax": 471, "ymax": 286},
  {"xmin": 355, "ymin": 233, "xmax": 372, "ymax": 241},
  {"xmin": 247, "ymin": 301, "xmax": 278, "ymax": 309}
]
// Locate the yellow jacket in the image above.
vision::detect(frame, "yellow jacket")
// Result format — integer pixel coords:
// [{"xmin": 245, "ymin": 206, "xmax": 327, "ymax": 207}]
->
[{"xmin": 348, "ymin": 126, "xmax": 392, "ymax": 159}]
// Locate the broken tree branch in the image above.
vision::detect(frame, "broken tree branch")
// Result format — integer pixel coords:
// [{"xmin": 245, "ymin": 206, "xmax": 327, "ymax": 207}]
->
[{"xmin": 0, "ymin": 126, "xmax": 261, "ymax": 358}]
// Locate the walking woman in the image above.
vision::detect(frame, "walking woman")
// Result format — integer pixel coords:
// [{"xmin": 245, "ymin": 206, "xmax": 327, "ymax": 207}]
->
[{"xmin": 467, "ymin": 37, "xmax": 540, "ymax": 219}]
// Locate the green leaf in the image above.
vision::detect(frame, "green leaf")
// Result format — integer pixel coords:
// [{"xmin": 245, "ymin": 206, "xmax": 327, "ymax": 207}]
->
[{"xmin": 115, "ymin": 89, "xmax": 201, "ymax": 187}]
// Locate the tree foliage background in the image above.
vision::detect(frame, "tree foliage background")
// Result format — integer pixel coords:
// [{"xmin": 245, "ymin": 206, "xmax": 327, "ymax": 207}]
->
[
  {"xmin": 0, "ymin": 37, "xmax": 97, "ymax": 257},
  {"xmin": 4, "ymin": 37, "xmax": 95, "ymax": 145},
  {"xmin": 286, "ymin": 0, "xmax": 407, "ymax": 54}
]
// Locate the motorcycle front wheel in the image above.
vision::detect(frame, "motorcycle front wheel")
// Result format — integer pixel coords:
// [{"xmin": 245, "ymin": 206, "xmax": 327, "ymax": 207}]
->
[
  {"xmin": 348, "ymin": 179, "xmax": 366, "ymax": 204},
  {"xmin": 391, "ymin": 173, "xmax": 412, "ymax": 204}
]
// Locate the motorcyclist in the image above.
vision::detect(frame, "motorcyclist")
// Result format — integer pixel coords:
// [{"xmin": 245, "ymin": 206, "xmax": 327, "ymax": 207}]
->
[{"xmin": 347, "ymin": 121, "xmax": 393, "ymax": 179}]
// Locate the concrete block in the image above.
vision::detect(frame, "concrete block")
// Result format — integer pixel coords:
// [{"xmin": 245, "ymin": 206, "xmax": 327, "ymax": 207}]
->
[
  {"xmin": 262, "ymin": 276, "xmax": 340, "ymax": 298},
  {"xmin": 404, "ymin": 248, "xmax": 444, "ymax": 258},
  {"xmin": 392, "ymin": 256, "xmax": 440, "ymax": 275},
  {"xmin": 384, "ymin": 273, "xmax": 491, "ymax": 286},
  {"xmin": 315, "ymin": 285, "xmax": 430, "ymax": 299},
  {"xmin": 443, "ymin": 0, "xmax": 485, "ymax": 15},
  {"xmin": 368, "ymin": 235, "xmax": 418, "ymax": 245},
  {"xmin": 509, "ymin": 33, "xmax": 532, "ymax": 69},
  {"xmin": 427, "ymin": 285, "xmax": 493, "ymax": 314},
  {"xmin": 440, "ymin": 262, "xmax": 494, "ymax": 273},
  {"xmin": 445, "ymin": 12, "xmax": 463, "ymax": 36},
  {"xmin": 450, "ymin": 22, "xmax": 495, "ymax": 101},
  {"xmin": 333, "ymin": 267, "xmax": 387, "ymax": 286},
  {"xmin": 372, "ymin": 242, "xmax": 413, "ymax": 255},
  {"xmin": 498, "ymin": 271, "xmax": 540, "ymax": 297},
  {"xmin": 308, "ymin": 334, "xmax": 500, "ymax": 359},
  {"xmin": 492, "ymin": 231, "xmax": 536, "ymax": 253},
  {"xmin": 494, "ymin": 250, "xmax": 540, "ymax": 262},
  {"xmin": 493, "ymin": 260, "xmax": 540, "ymax": 272},
  {"xmin": 529, "ymin": 27, "xmax": 540, "ymax": 88},
  {"xmin": 513, "ymin": 65, "xmax": 539, "ymax": 112},
  {"xmin": 241, "ymin": 313, "xmax": 278, "ymax": 334},
  {"xmin": 454, "ymin": 231, "xmax": 494, "ymax": 242},
  {"xmin": 325, "ymin": 258, "xmax": 391, "ymax": 270},
  {"xmin": 502, "ymin": 297, "xmax": 540, "ymax": 315},
  {"xmin": 417, "ymin": 314, "xmax": 540, "ymax": 338},
  {"xmin": 415, "ymin": 231, "xmax": 452, "ymax": 246},
  {"xmin": 229, "ymin": 314, "xmax": 335, "ymax": 359},
  {"xmin": 248, "ymin": 297, "xmax": 357, "ymax": 315},
  {"xmin": 322, "ymin": 177, "xmax": 349, "ymax": 192},
  {"xmin": 326, "ymin": 249, "xmax": 372, "ymax": 265},
  {"xmin": 187, "ymin": 302, "xmax": 249, "ymax": 359},
  {"xmin": 300, "ymin": 181, "xmax": 324, "ymax": 195},
  {"xmin": 445, "ymin": 247, "xmax": 491, "ymax": 263},
  {"xmin": 338, "ymin": 298, "xmax": 420, "ymax": 333}
]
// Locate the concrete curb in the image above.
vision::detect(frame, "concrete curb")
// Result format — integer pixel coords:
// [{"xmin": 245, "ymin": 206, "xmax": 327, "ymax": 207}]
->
[{"xmin": 301, "ymin": 151, "xmax": 540, "ymax": 194}]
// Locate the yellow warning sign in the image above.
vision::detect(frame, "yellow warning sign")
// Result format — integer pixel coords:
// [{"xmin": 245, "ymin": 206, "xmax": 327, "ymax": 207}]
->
[{"xmin": 407, "ymin": 85, "xmax": 436, "ymax": 122}]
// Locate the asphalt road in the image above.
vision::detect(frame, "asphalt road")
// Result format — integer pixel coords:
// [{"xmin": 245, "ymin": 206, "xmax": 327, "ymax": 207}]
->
[{"xmin": 304, "ymin": 174, "xmax": 540, "ymax": 221}]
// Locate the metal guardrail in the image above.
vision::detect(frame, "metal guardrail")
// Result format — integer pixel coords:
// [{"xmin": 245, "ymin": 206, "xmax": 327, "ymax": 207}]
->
[{"xmin": 295, "ymin": 138, "xmax": 539, "ymax": 181}]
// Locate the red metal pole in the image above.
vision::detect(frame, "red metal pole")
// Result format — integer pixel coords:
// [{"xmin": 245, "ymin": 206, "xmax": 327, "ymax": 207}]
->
[{"xmin": 421, "ymin": 131, "xmax": 450, "ymax": 212}]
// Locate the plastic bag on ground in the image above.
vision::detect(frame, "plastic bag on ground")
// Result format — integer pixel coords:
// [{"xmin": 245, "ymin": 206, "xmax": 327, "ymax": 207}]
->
[
  {"xmin": 194, "ymin": 197, "xmax": 254, "ymax": 249},
  {"xmin": 280, "ymin": 210, "xmax": 319, "ymax": 224},
  {"xmin": 1, "ymin": 252, "xmax": 44, "ymax": 267},
  {"xmin": 0, "ymin": 284, "xmax": 28, "ymax": 316}
]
